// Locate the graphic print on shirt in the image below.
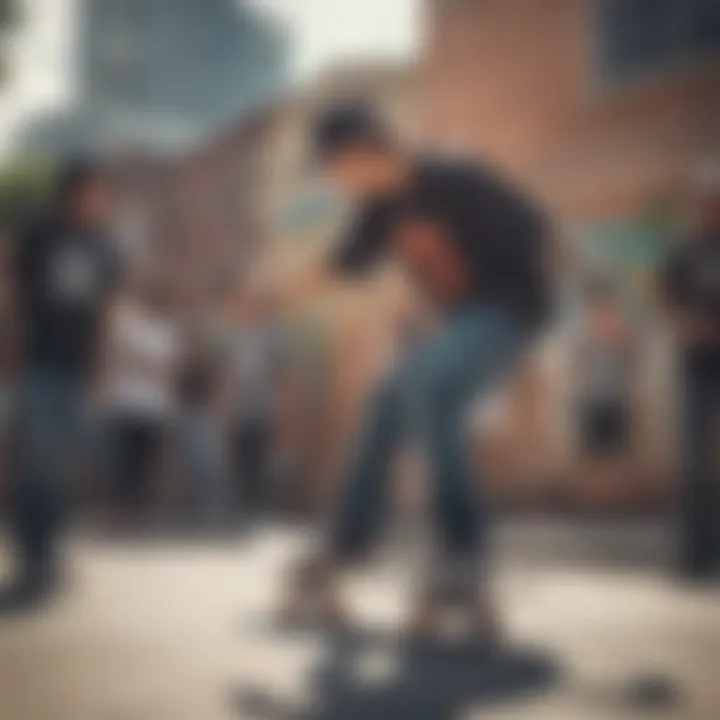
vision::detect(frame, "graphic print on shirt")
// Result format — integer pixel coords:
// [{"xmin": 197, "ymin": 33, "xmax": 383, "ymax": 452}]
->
[{"xmin": 46, "ymin": 242, "xmax": 105, "ymax": 306}]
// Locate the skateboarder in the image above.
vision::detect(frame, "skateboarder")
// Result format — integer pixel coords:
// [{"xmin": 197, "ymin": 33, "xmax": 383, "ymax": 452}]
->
[{"xmin": 283, "ymin": 102, "xmax": 553, "ymax": 640}]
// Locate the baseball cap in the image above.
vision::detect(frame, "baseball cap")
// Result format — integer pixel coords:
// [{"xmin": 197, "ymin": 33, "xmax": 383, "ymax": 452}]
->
[{"xmin": 311, "ymin": 100, "xmax": 393, "ymax": 164}]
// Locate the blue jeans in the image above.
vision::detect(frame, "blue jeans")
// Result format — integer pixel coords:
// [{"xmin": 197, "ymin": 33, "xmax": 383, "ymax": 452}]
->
[
  {"xmin": 178, "ymin": 408, "xmax": 229, "ymax": 523},
  {"xmin": 13, "ymin": 369, "xmax": 85, "ymax": 570},
  {"xmin": 332, "ymin": 305, "xmax": 528, "ymax": 561}
]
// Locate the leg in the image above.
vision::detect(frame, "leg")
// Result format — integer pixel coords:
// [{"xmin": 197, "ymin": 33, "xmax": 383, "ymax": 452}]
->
[
  {"xmin": 414, "ymin": 308, "xmax": 525, "ymax": 560},
  {"xmin": 252, "ymin": 419, "xmax": 273, "ymax": 508},
  {"xmin": 408, "ymin": 307, "xmax": 526, "ymax": 637},
  {"xmin": 202, "ymin": 419, "xmax": 231, "ymax": 525},
  {"xmin": 193, "ymin": 413, "xmax": 229, "ymax": 525},
  {"xmin": 282, "ymin": 362, "xmax": 408, "ymax": 625},
  {"xmin": 111, "ymin": 419, "xmax": 149, "ymax": 520},
  {"xmin": 133, "ymin": 421, "xmax": 163, "ymax": 521},
  {"xmin": 238, "ymin": 419, "xmax": 266, "ymax": 510},
  {"xmin": 111, "ymin": 419, "xmax": 136, "ymax": 514},
  {"xmin": 4, "ymin": 371, "xmax": 83, "ymax": 610},
  {"xmin": 330, "ymin": 364, "xmax": 409, "ymax": 560},
  {"xmin": 183, "ymin": 410, "xmax": 229, "ymax": 525}
]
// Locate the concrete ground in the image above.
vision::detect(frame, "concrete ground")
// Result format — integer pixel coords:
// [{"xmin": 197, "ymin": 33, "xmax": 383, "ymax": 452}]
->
[{"xmin": 0, "ymin": 521, "xmax": 718, "ymax": 720}]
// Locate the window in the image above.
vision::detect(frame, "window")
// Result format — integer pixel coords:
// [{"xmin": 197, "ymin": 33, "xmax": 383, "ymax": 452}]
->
[{"xmin": 599, "ymin": 0, "xmax": 720, "ymax": 83}]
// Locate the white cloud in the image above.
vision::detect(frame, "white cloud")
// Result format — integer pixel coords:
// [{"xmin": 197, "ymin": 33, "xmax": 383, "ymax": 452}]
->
[
  {"xmin": 249, "ymin": 0, "xmax": 421, "ymax": 79},
  {"xmin": 0, "ymin": 0, "xmax": 78, "ymax": 156}
]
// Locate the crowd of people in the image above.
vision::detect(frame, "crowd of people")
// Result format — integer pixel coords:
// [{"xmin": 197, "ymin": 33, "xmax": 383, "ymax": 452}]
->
[
  {"xmin": 0, "ymin": 101, "xmax": 717, "ymax": 643},
  {"xmin": 96, "ymin": 271, "xmax": 285, "ymax": 531},
  {"xmin": 0, "ymin": 159, "xmax": 288, "ymax": 611}
]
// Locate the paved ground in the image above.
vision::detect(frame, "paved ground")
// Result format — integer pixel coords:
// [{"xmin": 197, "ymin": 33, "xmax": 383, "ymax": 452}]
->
[{"xmin": 0, "ymin": 521, "xmax": 718, "ymax": 720}]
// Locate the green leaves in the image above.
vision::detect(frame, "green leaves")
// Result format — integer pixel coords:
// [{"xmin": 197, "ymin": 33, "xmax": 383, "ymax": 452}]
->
[
  {"xmin": 0, "ymin": 0, "xmax": 20, "ymax": 32},
  {"xmin": 0, "ymin": 0, "xmax": 21, "ymax": 84},
  {"xmin": 0, "ymin": 159, "xmax": 53, "ymax": 230}
]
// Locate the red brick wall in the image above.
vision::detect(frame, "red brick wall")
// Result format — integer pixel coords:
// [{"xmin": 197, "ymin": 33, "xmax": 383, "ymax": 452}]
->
[
  {"xmin": 424, "ymin": 0, "xmax": 720, "ymax": 219},
  {"xmin": 156, "ymin": 109, "xmax": 276, "ymax": 305}
]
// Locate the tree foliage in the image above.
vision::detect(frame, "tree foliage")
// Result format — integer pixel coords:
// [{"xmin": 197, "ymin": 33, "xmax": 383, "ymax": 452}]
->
[
  {"xmin": 0, "ymin": 0, "xmax": 20, "ymax": 32},
  {"xmin": 0, "ymin": 159, "xmax": 53, "ymax": 231},
  {"xmin": 0, "ymin": 0, "xmax": 21, "ymax": 84}
]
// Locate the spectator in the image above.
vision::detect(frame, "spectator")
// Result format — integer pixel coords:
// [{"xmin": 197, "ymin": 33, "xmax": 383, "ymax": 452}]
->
[
  {"xmin": 98, "ymin": 270, "xmax": 181, "ymax": 528},
  {"xmin": 176, "ymin": 322, "xmax": 231, "ymax": 528},
  {"xmin": 661, "ymin": 162, "xmax": 720, "ymax": 581},
  {"xmin": 574, "ymin": 279, "xmax": 638, "ymax": 504},
  {"xmin": 1, "ymin": 159, "xmax": 124, "ymax": 613},
  {"xmin": 230, "ymin": 291, "xmax": 285, "ymax": 512}
]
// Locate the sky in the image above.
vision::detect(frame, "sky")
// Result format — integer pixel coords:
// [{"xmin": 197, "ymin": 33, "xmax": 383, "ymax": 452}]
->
[
  {"xmin": 250, "ymin": 0, "xmax": 421, "ymax": 78},
  {"xmin": 0, "ymin": 0, "xmax": 421, "ymax": 157}
]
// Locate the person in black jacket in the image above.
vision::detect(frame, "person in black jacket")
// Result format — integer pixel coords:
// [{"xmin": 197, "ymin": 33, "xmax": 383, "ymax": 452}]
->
[
  {"xmin": 283, "ymin": 102, "xmax": 552, "ymax": 640},
  {"xmin": 662, "ymin": 164, "xmax": 720, "ymax": 582},
  {"xmin": 1, "ymin": 159, "xmax": 123, "ymax": 613}
]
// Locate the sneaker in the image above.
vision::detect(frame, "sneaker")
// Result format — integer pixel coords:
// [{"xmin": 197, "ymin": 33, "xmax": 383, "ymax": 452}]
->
[
  {"xmin": 279, "ymin": 554, "xmax": 349, "ymax": 629},
  {"xmin": 0, "ymin": 563, "xmax": 62, "ymax": 617}
]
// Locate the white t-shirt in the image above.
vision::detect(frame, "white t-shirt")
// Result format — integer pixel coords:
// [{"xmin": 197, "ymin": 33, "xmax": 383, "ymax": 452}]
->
[{"xmin": 108, "ymin": 303, "xmax": 180, "ymax": 420}]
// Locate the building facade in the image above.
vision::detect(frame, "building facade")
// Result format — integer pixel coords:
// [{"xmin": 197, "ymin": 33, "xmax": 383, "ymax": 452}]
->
[
  {"xmin": 424, "ymin": 0, "xmax": 720, "ymax": 219},
  {"xmin": 149, "ymin": 107, "xmax": 276, "ymax": 307},
  {"xmin": 423, "ymin": 0, "xmax": 720, "ymax": 510}
]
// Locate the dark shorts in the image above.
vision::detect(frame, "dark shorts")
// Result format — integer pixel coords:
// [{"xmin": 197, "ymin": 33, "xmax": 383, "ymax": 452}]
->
[{"xmin": 108, "ymin": 414, "xmax": 165, "ymax": 503}]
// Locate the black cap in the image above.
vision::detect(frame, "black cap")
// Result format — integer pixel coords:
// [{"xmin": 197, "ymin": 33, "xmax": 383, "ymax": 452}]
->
[{"xmin": 311, "ymin": 100, "xmax": 393, "ymax": 164}]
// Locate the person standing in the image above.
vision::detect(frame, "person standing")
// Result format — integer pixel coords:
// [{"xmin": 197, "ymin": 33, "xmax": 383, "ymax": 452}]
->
[
  {"xmin": 283, "ymin": 102, "xmax": 552, "ymax": 640},
  {"xmin": 231, "ymin": 293, "xmax": 284, "ymax": 513},
  {"xmin": 99, "ymin": 273, "xmax": 181, "ymax": 528},
  {"xmin": 662, "ymin": 165, "xmax": 720, "ymax": 582},
  {"xmin": 176, "ymin": 316, "xmax": 232, "ymax": 528},
  {"xmin": 575, "ymin": 280, "xmax": 638, "ymax": 503},
  {"xmin": 0, "ymin": 159, "xmax": 124, "ymax": 612}
]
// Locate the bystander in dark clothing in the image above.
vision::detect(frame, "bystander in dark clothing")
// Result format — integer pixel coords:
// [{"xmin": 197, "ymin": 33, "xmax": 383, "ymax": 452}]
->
[
  {"xmin": 9, "ymin": 213, "xmax": 122, "ymax": 604},
  {"xmin": 662, "ymin": 229, "xmax": 720, "ymax": 579},
  {"xmin": 0, "ymin": 160, "xmax": 123, "ymax": 612},
  {"xmin": 576, "ymin": 286, "xmax": 636, "ymax": 459}
]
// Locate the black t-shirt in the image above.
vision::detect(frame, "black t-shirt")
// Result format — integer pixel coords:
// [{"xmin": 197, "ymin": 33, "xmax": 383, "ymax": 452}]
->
[
  {"xmin": 18, "ymin": 217, "xmax": 123, "ymax": 379},
  {"xmin": 662, "ymin": 231, "xmax": 720, "ymax": 373},
  {"xmin": 330, "ymin": 156, "xmax": 551, "ymax": 326}
]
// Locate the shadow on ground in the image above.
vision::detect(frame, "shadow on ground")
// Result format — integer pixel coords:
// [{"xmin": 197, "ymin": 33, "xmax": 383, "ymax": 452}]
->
[{"xmin": 234, "ymin": 628, "xmax": 561, "ymax": 720}]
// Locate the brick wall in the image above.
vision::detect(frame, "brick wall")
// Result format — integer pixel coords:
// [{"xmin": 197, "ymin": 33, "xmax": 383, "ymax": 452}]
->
[{"xmin": 424, "ymin": 0, "xmax": 720, "ymax": 220}]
